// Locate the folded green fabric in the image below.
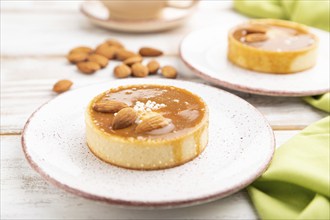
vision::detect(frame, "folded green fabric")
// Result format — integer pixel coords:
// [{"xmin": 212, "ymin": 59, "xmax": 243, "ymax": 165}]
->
[
  {"xmin": 234, "ymin": 0, "xmax": 330, "ymax": 31},
  {"xmin": 304, "ymin": 93, "xmax": 330, "ymax": 113},
  {"xmin": 234, "ymin": 2, "xmax": 330, "ymax": 219},
  {"xmin": 248, "ymin": 116, "xmax": 330, "ymax": 219}
]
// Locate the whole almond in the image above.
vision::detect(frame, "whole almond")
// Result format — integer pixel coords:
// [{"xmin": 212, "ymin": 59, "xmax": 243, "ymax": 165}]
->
[
  {"xmin": 139, "ymin": 47, "xmax": 163, "ymax": 57},
  {"xmin": 52, "ymin": 79, "xmax": 73, "ymax": 93},
  {"xmin": 135, "ymin": 114, "xmax": 169, "ymax": 133},
  {"xmin": 147, "ymin": 60, "xmax": 160, "ymax": 74},
  {"xmin": 105, "ymin": 39, "xmax": 124, "ymax": 48},
  {"xmin": 161, "ymin": 66, "xmax": 177, "ymax": 78},
  {"xmin": 93, "ymin": 100, "xmax": 128, "ymax": 113},
  {"xmin": 87, "ymin": 54, "xmax": 109, "ymax": 68},
  {"xmin": 114, "ymin": 64, "xmax": 132, "ymax": 78},
  {"xmin": 69, "ymin": 46, "xmax": 93, "ymax": 54},
  {"xmin": 123, "ymin": 56, "xmax": 143, "ymax": 66},
  {"xmin": 67, "ymin": 52, "xmax": 89, "ymax": 64},
  {"xmin": 116, "ymin": 49, "xmax": 139, "ymax": 61},
  {"xmin": 245, "ymin": 33, "xmax": 268, "ymax": 42},
  {"xmin": 95, "ymin": 43, "xmax": 118, "ymax": 59},
  {"xmin": 245, "ymin": 24, "xmax": 268, "ymax": 34},
  {"xmin": 77, "ymin": 61, "xmax": 101, "ymax": 74},
  {"xmin": 112, "ymin": 107, "xmax": 138, "ymax": 130},
  {"xmin": 131, "ymin": 63, "xmax": 149, "ymax": 77}
]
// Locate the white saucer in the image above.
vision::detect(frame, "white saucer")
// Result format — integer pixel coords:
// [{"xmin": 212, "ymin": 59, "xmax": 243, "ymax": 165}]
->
[
  {"xmin": 22, "ymin": 79, "xmax": 274, "ymax": 208},
  {"xmin": 180, "ymin": 23, "xmax": 330, "ymax": 96},
  {"xmin": 80, "ymin": 0, "xmax": 196, "ymax": 33}
]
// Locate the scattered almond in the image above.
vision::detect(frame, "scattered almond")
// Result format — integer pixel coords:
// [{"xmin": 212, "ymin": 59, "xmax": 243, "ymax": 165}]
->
[
  {"xmin": 95, "ymin": 44, "xmax": 118, "ymax": 60},
  {"xmin": 147, "ymin": 60, "xmax": 160, "ymax": 74},
  {"xmin": 116, "ymin": 49, "xmax": 139, "ymax": 61},
  {"xmin": 135, "ymin": 114, "xmax": 169, "ymax": 133},
  {"xmin": 69, "ymin": 46, "xmax": 93, "ymax": 54},
  {"xmin": 87, "ymin": 54, "xmax": 109, "ymax": 68},
  {"xmin": 245, "ymin": 33, "xmax": 268, "ymax": 42},
  {"xmin": 161, "ymin": 66, "xmax": 177, "ymax": 78},
  {"xmin": 131, "ymin": 63, "xmax": 149, "ymax": 77},
  {"xmin": 112, "ymin": 107, "xmax": 138, "ymax": 130},
  {"xmin": 77, "ymin": 61, "xmax": 101, "ymax": 74},
  {"xmin": 93, "ymin": 100, "xmax": 128, "ymax": 113},
  {"xmin": 105, "ymin": 39, "xmax": 124, "ymax": 48},
  {"xmin": 114, "ymin": 64, "xmax": 132, "ymax": 78},
  {"xmin": 139, "ymin": 47, "xmax": 163, "ymax": 57},
  {"xmin": 245, "ymin": 24, "xmax": 268, "ymax": 34},
  {"xmin": 52, "ymin": 79, "xmax": 73, "ymax": 93},
  {"xmin": 123, "ymin": 56, "xmax": 143, "ymax": 66},
  {"xmin": 67, "ymin": 52, "xmax": 89, "ymax": 64},
  {"xmin": 67, "ymin": 40, "xmax": 179, "ymax": 78}
]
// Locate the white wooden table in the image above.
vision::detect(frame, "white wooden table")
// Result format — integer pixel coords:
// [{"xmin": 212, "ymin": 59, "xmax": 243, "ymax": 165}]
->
[{"xmin": 1, "ymin": 1, "xmax": 327, "ymax": 219}]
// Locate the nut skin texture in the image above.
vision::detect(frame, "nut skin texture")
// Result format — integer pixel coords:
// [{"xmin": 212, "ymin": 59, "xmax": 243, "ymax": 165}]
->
[
  {"xmin": 131, "ymin": 63, "xmax": 149, "ymax": 77},
  {"xmin": 245, "ymin": 24, "xmax": 268, "ymax": 34},
  {"xmin": 139, "ymin": 47, "xmax": 163, "ymax": 57},
  {"xmin": 77, "ymin": 61, "xmax": 101, "ymax": 74},
  {"xmin": 147, "ymin": 60, "xmax": 160, "ymax": 74},
  {"xmin": 114, "ymin": 64, "xmax": 132, "ymax": 78},
  {"xmin": 123, "ymin": 56, "xmax": 143, "ymax": 66},
  {"xmin": 69, "ymin": 46, "xmax": 93, "ymax": 54},
  {"xmin": 67, "ymin": 52, "xmax": 89, "ymax": 64},
  {"xmin": 135, "ymin": 114, "xmax": 169, "ymax": 134},
  {"xmin": 87, "ymin": 54, "xmax": 109, "ymax": 68},
  {"xmin": 161, "ymin": 66, "xmax": 177, "ymax": 78},
  {"xmin": 112, "ymin": 108, "xmax": 138, "ymax": 130},
  {"xmin": 52, "ymin": 79, "xmax": 73, "ymax": 93},
  {"xmin": 93, "ymin": 100, "xmax": 128, "ymax": 113},
  {"xmin": 245, "ymin": 33, "xmax": 268, "ymax": 42},
  {"xmin": 116, "ymin": 49, "xmax": 139, "ymax": 61},
  {"xmin": 95, "ymin": 43, "xmax": 118, "ymax": 60},
  {"xmin": 105, "ymin": 39, "xmax": 124, "ymax": 48}
]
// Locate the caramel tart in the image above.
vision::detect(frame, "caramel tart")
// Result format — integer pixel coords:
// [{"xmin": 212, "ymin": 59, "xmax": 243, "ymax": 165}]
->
[
  {"xmin": 228, "ymin": 19, "xmax": 318, "ymax": 74},
  {"xmin": 85, "ymin": 84, "xmax": 209, "ymax": 170}
]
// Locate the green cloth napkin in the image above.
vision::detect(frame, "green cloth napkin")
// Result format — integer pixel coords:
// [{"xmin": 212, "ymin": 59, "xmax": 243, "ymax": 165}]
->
[
  {"xmin": 233, "ymin": 1, "xmax": 330, "ymax": 219},
  {"xmin": 234, "ymin": 0, "xmax": 330, "ymax": 31},
  {"xmin": 304, "ymin": 93, "xmax": 330, "ymax": 113},
  {"xmin": 248, "ymin": 115, "xmax": 330, "ymax": 219}
]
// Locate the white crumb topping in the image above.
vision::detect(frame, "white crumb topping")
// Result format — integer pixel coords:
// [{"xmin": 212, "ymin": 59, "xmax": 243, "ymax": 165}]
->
[
  {"xmin": 133, "ymin": 100, "xmax": 167, "ymax": 124},
  {"xmin": 133, "ymin": 100, "xmax": 166, "ymax": 112}
]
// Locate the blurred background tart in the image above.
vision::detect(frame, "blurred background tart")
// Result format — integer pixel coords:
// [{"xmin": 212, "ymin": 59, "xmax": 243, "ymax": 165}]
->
[{"xmin": 228, "ymin": 19, "xmax": 318, "ymax": 74}]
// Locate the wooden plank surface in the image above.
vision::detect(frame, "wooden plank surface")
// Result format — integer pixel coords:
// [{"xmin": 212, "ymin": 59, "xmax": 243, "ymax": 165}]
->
[
  {"xmin": 1, "ymin": 1, "xmax": 239, "ymax": 57},
  {"xmin": 1, "ymin": 75, "xmax": 326, "ymax": 134},
  {"xmin": 1, "ymin": 1, "xmax": 327, "ymax": 219}
]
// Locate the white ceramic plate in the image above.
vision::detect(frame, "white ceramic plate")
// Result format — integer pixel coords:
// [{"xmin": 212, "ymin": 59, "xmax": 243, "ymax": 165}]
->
[
  {"xmin": 180, "ymin": 24, "xmax": 330, "ymax": 96},
  {"xmin": 80, "ymin": 1, "xmax": 196, "ymax": 33},
  {"xmin": 22, "ymin": 79, "xmax": 274, "ymax": 208}
]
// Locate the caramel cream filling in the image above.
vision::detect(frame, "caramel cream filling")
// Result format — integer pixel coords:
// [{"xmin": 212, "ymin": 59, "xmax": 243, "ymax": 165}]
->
[
  {"xmin": 89, "ymin": 85, "xmax": 207, "ymax": 140},
  {"xmin": 234, "ymin": 24, "xmax": 316, "ymax": 52}
]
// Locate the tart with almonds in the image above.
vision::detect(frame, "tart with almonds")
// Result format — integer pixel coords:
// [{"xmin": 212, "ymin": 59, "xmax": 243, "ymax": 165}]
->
[
  {"xmin": 85, "ymin": 84, "xmax": 209, "ymax": 170},
  {"xmin": 228, "ymin": 19, "xmax": 318, "ymax": 74}
]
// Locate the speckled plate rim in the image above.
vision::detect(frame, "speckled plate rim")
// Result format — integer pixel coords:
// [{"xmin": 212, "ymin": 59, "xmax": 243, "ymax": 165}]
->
[
  {"xmin": 179, "ymin": 28, "xmax": 330, "ymax": 97},
  {"xmin": 21, "ymin": 79, "xmax": 275, "ymax": 209}
]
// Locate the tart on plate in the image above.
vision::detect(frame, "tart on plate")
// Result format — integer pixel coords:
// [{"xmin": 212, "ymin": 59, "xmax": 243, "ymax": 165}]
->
[
  {"xmin": 228, "ymin": 19, "xmax": 318, "ymax": 74},
  {"xmin": 85, "ymin": 84, "xmax": 209, "ymax": 170}
]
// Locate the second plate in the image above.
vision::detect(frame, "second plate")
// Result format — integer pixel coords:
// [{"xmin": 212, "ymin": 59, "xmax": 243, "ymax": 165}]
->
[{"xmin": 180, "ymin": 23, "xmax": 330, "ymax": 96}]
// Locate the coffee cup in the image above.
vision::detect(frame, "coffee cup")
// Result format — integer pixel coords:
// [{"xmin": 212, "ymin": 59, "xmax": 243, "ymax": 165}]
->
[{"xmin": 101, "ymin": 0, "xmax": 198, "ymax": 20}]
